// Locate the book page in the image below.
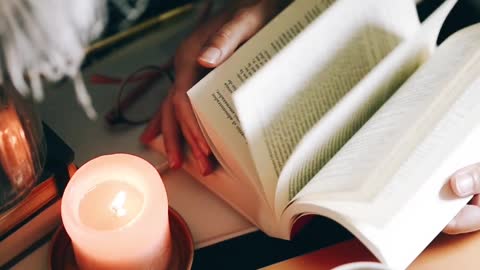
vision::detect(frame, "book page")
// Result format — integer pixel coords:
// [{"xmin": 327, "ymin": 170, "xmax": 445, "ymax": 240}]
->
[
  {"xmin": 188, "ymin": 0, "xmax": 336, "ymax": 203},
  {"xmin": 232, "ymin": 0, "xmax": 419, "ymax": 210},
  {"xmin": 286, "ymin": 16, "xmax": 478, "ymax": 270},
  {"xmin": 274, "ymin": 0, "xmax": 458, "ymax": 214},
  {"xmin": 273, "ymin": 34, "xmax": 425, "ymax": 215}
]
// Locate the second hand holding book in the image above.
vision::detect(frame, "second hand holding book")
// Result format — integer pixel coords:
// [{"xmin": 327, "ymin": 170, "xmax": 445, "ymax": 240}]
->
[{"xmin": 150, "ymin": 0, "xmax": 477, "ymax": 269}]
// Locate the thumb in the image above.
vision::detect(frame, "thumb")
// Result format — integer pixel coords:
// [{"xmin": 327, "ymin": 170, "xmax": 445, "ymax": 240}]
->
[
  {"xmin": 198, "ymin": 6, "xmax": 272, "ymax": 68},
  {"xmin": 450, "ymin": 163, "xmax": 480, "ymax": 197},
  {"xmin": 444, "ymin": 203, "xmax": 480, "ymax": 234}
]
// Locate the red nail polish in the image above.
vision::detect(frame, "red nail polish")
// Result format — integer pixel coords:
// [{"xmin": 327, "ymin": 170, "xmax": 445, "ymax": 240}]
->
[
  {"xmin": 169, "ymin": 158, "xmax": 182, "ymax": 169},
  {"xmin": 140, "ymin": 132, "xmax": 154, "ymax": 145},
  {"xmin": 200, "ymin": 160, "xmax": 214, "ymax": 176}
]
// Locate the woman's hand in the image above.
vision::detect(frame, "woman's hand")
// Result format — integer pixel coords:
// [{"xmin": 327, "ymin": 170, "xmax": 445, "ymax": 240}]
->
[
  {"xmin": 140, "ymin": 0, "xmax": 282, "ymax": 175},
  {"xmin": 444, "ymin": 164, "xmax": 480, "ymax": 234}
]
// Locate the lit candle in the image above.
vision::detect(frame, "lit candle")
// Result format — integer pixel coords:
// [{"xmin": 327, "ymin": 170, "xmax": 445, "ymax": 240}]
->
[{"xmin": 61, "ymin": 154, "xmax": 171, "ymax": 270}]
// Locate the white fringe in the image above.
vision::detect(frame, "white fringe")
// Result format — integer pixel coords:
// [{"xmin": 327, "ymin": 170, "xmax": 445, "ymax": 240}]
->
[{"xmin": 0, "ymin": 0, "xmax": 108, "ymax": 119}]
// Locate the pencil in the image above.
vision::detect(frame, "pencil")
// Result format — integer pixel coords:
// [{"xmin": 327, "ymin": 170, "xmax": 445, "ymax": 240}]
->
[{"xmin": 86, "ymin": 3, "xmax": 194, "ymax": 55}]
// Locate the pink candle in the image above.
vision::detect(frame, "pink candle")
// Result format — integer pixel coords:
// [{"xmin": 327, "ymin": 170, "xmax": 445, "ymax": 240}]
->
[{"xmin": 61, "ymin": 154, "xmax": 171, "ymax": 270}]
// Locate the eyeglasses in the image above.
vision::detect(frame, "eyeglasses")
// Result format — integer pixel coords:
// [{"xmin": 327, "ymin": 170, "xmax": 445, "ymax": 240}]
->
[
  {"xmin": 91, "ymin": 0, "xmax": 212, "ymax": 126},
  {"xmin": 101, "ymin": 63, "xmax": 174, "ymax": 125}
]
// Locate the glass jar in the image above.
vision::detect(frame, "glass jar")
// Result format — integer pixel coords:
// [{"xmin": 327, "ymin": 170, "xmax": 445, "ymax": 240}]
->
[{"xmin": 0, "ymin": 80, "xmax": 46, "ymax": 214}]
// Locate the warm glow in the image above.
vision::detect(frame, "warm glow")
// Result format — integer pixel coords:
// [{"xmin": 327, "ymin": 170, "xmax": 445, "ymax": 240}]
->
[
  {"xmin": 78, "ymin": 180, "xmax": 144, "ymax": 231},
  {"xmin": 61, "ymin": 154, "xmax": 171, "ymax": 270},
  {"xmin": 111, "ymin": 191, "xmax": 127, "ymax": 217}
]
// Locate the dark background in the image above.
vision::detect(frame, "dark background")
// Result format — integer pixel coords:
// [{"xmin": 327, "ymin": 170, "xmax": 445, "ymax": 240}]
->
[{"xmin": 420, "ymin": 0, "xmax": 480, "ymax": 44}]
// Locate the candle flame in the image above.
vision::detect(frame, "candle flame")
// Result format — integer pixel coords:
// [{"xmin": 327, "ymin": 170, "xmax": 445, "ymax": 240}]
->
[{"xmin": 110, "ymin": 191, "xmax": 127, "ymax": 217}]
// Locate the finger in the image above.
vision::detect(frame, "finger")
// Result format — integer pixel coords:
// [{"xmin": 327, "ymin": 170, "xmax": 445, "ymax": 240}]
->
[
  {"xmin": 160, "ymin": 94, "xmax": 183, "ymax": 169},
  {"xmin": 140, "ymin": 106, "xmax": 162, "ymax": 145},
  {"xmin": 172, "ymin": 91, "xmax": 213, "ymax": 176},
  {"xmin": 443, "ymin": 204, "xmax": 480, "ymax": 234},
  {"xmin": 178, "ymin": 120, "xmax": 214, "ymax": 176},
  {"xmin": 198, "ymin": 3, "xmax": 274, "ymax": 67},
  {"xmin": 172, "ymin": 44, "xmax": 214, "ymax": 175},
  {"xmin": 450, "ymin": 163, "xmax": 480, "ymax": 197},
  {"xmin": 171, "ymin": 90, "xmax": 211, "ymax": 155},
  {"xmin": 174, "ymin": 41, "xmax": 212, "ymax": 157}
]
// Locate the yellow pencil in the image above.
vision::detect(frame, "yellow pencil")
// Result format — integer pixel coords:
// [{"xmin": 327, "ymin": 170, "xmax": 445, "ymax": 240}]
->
[{"xmin": 86, "ymin": 3, "xmax": 194, "ymax": 55}]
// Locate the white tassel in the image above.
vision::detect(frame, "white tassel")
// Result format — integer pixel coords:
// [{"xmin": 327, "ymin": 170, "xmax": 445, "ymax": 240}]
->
[
  {"xmin": 0, "ymin": 0, "xmax": 154, "ymax": 119},
  {"xmin": 73, "ymin": 73, "xmax": 97, "ymax": 120},
  {"xmin": 28, "ymin": 71, "xmax": 44, "ymax": 102},
  {"xmin": 0, "ymin": 0, "xmax": 108, "ymax": 119}
]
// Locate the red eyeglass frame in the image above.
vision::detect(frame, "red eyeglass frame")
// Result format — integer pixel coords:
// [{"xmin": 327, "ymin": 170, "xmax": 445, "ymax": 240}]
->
[{"xmin": 90, "ymin": 0, "xmax": 213, "ymax": 126}]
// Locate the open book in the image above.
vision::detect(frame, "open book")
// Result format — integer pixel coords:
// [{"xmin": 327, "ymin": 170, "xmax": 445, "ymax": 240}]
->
[{"xmin": 150, "ymin": 0, "xmax": 480, "ymax": 268}]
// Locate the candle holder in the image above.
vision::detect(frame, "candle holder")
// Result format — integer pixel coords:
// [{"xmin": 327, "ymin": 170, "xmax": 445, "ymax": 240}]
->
[
  {"xmin": 0, "ymin": 80, "xmax": 46, "ymax": 214},
  {"xmin": 53, "ymin": 153, "xmax": 193, "ymax": 269},
  {"xmin": 49, "ymin": 207, "xmax": 194, "ymax": 270}
]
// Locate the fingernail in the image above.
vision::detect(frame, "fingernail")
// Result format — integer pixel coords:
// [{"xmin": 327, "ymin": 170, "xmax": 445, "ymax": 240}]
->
[
  {"xmin": 197, "ymin": 158, "xmax": 207, "ymax": 175},
  {"xmin": 444, "ymin": 219, "xmax": 457, "ymax": 234},
  {"xmin": 199, "ymin": 141, "xmax": 211, "ymax": 156},
  {"xmin": 199, "ymin": 47, "xmax": 221, "ymax": 65},
  {"xmin": 168, "ymin": 155, "xmax": 180, "ymax": 169},
  {"xmin": 454, "ymin": 173, "xmax": 475, "ymax": 196},
  {"xmin": 447, "ymin": 219, "xmax": 456, "ymax": 228},
  {"xmin": 197, "ymin": 157, "xmax": 213, "ymax": 176}
]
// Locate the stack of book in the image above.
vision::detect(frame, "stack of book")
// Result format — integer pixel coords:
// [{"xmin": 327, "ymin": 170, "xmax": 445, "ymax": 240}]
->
[{"xmin": 0, "ymin": 124, "xmax": 74, "ymax": 268}]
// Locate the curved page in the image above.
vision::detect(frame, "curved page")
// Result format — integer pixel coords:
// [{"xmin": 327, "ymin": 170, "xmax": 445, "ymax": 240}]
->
[
  {"xmin": 275, "ymin": 0, "xmax": 458, "ymax": 216},
  {"xmin": 233, "ymin": 0, "xmax": 418, "ymax": 211},
  {"xmin": 287, "ymin": 23, "xmax": 480, "ymax": 270},
  {"xmin": 188, "ymin": 0, "xmax": 335, "ymax": 212}
]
